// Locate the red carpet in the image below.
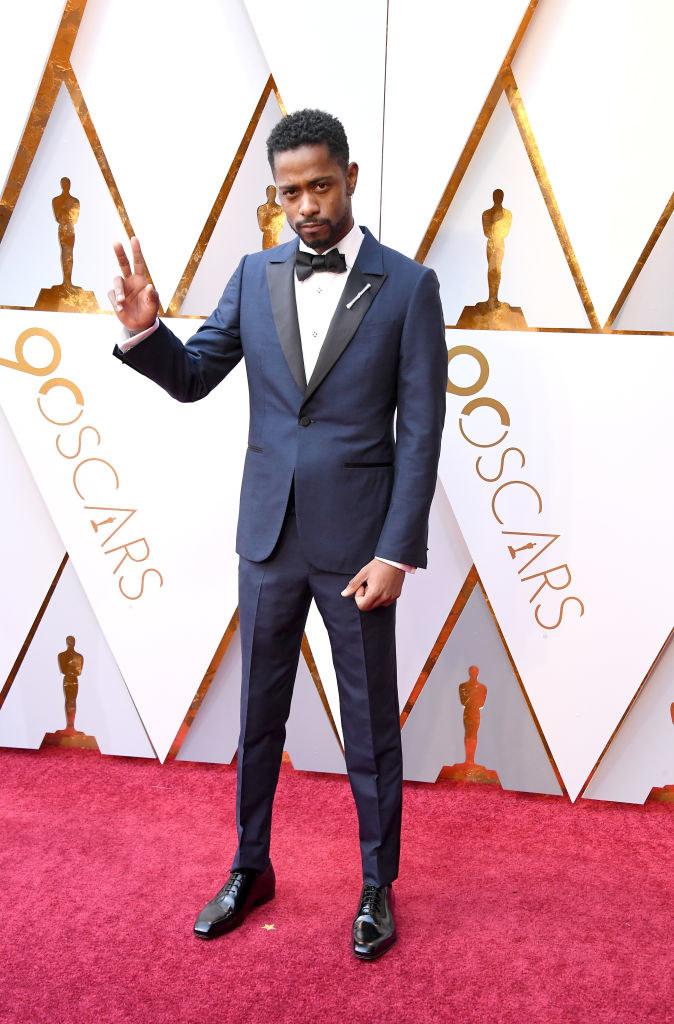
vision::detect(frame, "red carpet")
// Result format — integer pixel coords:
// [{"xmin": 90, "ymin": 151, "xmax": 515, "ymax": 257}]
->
[{"xmin": 0, "ymin": 747, "xmax": 671, "ymax": 1024}]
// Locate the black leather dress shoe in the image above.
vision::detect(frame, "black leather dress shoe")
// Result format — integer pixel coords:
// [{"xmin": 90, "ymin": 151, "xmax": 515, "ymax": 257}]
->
[
  {"xmin": 193, "ymin": 862, "xmax": 275, "ymax": 939},
  {"xmin": 352, "ymin": 883, "xmax": 396, "ymax": 960}
]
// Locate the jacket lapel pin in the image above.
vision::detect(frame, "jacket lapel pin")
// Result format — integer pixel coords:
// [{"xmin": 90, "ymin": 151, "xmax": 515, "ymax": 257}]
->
[{"xmin": 346, "ymin": 283, "xmax": 372, "ymax": 310}]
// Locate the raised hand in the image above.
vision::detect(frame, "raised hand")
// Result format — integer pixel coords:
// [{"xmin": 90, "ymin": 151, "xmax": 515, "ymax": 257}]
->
[{"xmin": 108, "ymin": 236, "xmax": 159, "ymax": 332}]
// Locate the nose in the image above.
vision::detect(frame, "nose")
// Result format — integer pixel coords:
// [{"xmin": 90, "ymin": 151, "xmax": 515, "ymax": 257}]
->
[{"xmin": 298, "ymin": 190, "xmax": 320, "ymax": 218}]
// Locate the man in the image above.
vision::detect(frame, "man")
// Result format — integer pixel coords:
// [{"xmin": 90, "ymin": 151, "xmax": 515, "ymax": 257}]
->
[{"xmin": 109, "ymin": 109, "xmax": 447, "ymax": 961}]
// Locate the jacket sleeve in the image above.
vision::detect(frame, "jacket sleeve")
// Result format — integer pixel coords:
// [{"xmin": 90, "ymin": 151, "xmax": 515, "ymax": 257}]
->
[
  {"xmin": 112, "ymin": 257, "xmax": 246, "ymax": 403},
  {"xmin": 374, "ymin": 267, "xmax": 447, "ymax": 569}
]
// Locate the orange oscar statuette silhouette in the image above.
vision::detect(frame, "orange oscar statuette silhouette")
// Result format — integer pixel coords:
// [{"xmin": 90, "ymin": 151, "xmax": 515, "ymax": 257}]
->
[
  {"xmin": 456, "ymin": 188, "xmax": 528, "ymax": 331},
  {"xmin": 441, "ymin": 666, "xmax": 500, "ymax": 784},
  {"xmin": 34, "ymin": 177, "xmax": 99, "ymax": 312},
  {"xmin": 41, "ymin": 636, "xmax": 99, "ymax": 750},
  {"xmin": 647, "ymin": 701, "xmax": 674, "ymax": 802},
  {"xmin": 257, "ymin": 184, "xmax": 286, "ymax": 250}
]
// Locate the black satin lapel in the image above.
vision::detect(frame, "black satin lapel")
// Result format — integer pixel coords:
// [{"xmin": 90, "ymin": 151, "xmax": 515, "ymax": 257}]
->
[
  {"xmin": 266, "ymin": 260, "xmax": 306, "ymax": 394},
  {"xmin": 303, "ymin": 266, "xmax": 387, "ymax": 403}
]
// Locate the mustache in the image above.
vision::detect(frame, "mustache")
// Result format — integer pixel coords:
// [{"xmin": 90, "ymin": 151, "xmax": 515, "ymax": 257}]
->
[{"xmin": 296, "ymin": 218, "xmax": 329, "ymax": 229}]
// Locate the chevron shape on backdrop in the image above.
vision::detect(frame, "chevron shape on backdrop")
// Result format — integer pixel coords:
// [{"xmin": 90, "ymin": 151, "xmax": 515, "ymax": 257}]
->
[
  {"xmin": 509, "ymin": 0, "xmax": 674, "ymax": 330},
  {"xmin": 418, "ymin": 61, "xmax": 598, "ymax": 331},
  {"xmin": 243, "ymin": 0, "xmax": 389, "ymax": 236},
  {"xmin": 0, "ymin": 405, "xmax": 66, "ymax": 697},
  {"xmin": 424, "ymin": 88, "xmax": 592, "ymax": 331},
  {"xmin": 0, "ymin": 0, "xmax": 87, "ymax": 244},
  {"xmin": 0, "ymin": 82, "xmax": 145, "ymax": 312},
  {"xmin": 402, "ymin": 581, "xmax": 563, "ymax": 795},
  {"xmin": 0, "ymin": 557, "xmax": 155, "ymax": 758},
  {"xmin": 607, "ymin": 193, "xmax": 674, "ymax": 334},
  {"xmin": 169, "ymin": 78, "xmax": 293, "ymax": 318},
  {"xmin": 583, "ymin": 630, "xmax": 674, "ymax": 805},
  {"xmin": 383, "ymin": 0, "xmax": 540, "ymax": 258},
  {"xmin": 69, "ymin": 0, "xmax": 274, "ymax": 306}
]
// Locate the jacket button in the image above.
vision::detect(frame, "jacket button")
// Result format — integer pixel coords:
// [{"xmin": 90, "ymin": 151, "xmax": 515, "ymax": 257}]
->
[{"xmin": 299, "ymin": 415, "xmax": 312, "ymax": 427}]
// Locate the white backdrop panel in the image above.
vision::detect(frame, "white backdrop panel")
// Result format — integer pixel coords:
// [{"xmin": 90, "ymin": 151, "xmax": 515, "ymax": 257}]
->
[
  {"xmin": 512, "ymin": 0, "xmax": 674, "ymax": 327},
  {"xmin": 612, "ymin": 209, "xmax": 674, "ymax": 333},
  {"xmin": 0, "ymin": 405, "xmax": 65, "ymax": 687},
  {"xmin": 0, "ymin": 0, "xmax": 64, "ymax": 198},
  {"xmin": 381, "ymin": 0, "xmax": 532, "ymax": 256},
  {"xmin": 0, "ymin": 310, "xmax": 248, "ymax": 761},
  {"xmin": 402, "ymin": 586, "xmax": 562, "ymax": 795},
  {"xmin": 584, "ymin": 633, "xmax": 674, "ymax": 804},
  {"xmin": 0, "ymin": 559, "xmax": 155, "ymax": 758},
  {"xmin": 181, "ymin": 91, "xmax": 294, "ymax": 316},
  {"xmin": 71, "ymin": 0, "xmax": 271, "ymax": 305},
  {"xmin": 0, "ymin": 84, "xmax": 131, "ymax": 310},
  {"xmin": 439, "ymin": 330, "xmax": 674, "ymax": 800},
  {"xmin": 176, "ymin": 627, "xmax": 241, "ymax": 765},
  {"xmin": 243, "ymin": 0, "xmax": 387, "ymax": 236},
  {"xmin": 426, "ymin": 93, "xmax": 589, "ymax": 328}
]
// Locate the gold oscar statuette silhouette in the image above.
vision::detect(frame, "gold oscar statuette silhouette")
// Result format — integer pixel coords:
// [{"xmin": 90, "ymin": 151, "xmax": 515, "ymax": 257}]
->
[
  {"xmin": 456, "ymin": 188, "xmax": 528, "ymax": 331},
  {"xmin": 34, "ymin": 177, "xmax": 99, "ymax": 313},
  {"xmin": 257, "ymin": 184, "xmax": 286, "ymax": 249},
  {"xmin": 41, "ymin": 636, "xmax": 99, "ymax": 750},
  {"xmin": 647, "ymin": 701, "xmax": 674, "ymax": 802},
  {"xmin": 441, "ymin": 666, "xmax": 499, "ymax": 784}
]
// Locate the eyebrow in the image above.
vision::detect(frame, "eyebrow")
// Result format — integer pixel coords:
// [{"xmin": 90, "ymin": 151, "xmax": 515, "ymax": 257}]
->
[{"xmin": 279, "ymin": 175, "xmax": 335, "ymax": 190}]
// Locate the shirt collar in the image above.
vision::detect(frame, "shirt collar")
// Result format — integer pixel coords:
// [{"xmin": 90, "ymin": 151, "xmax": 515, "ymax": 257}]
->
[{"xmin": 297, "ymin": 221, "xmax": 364, "ymax": 269}]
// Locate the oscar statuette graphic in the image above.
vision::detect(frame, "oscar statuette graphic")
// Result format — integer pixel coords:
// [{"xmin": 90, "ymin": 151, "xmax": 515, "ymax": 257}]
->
[
  {"xmin": 34, "ymin": 177, "xmax": 99, "ymax": 313},
  {"xmin": 442, "ymin": 666, "xmax": 499, "ymax": 784},
  {"xmin": 456, "ymin": 189, "xmax": 528, "ymax": 330},
  {"xmin": 257, "ymin": 184, "xmax": 285, "ymax": 249},
  {"xmin": 41, "ymin": 636, "xmax": 99, "ymax": 750}
]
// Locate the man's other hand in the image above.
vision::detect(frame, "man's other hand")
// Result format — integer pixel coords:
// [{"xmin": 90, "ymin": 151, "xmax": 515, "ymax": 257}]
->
[
  {"xmin": 341, "ymin": 560, "xmax": 405, "ymax": 610},
  {"xmin": 108, "ymin": 236, "xmax": 159, "ymax": 332}
]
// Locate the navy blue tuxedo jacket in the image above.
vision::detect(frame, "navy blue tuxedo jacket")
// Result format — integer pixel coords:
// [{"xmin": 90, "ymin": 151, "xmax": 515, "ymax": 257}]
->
[{"xmin": 115, "ymin": 227, "xmax": 447, "ymax": 574}]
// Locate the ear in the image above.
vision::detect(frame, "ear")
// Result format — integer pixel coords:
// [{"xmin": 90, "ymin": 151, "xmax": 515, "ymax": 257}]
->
[{"xmin": 345, "ymin": 161, "xmax": 359, "ymax": 196}]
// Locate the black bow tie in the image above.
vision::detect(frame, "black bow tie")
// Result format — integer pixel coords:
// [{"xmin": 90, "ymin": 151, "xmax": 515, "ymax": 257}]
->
[{"xmin": 295, "ymin": 248, "xmax": 347, "ymax": 281}]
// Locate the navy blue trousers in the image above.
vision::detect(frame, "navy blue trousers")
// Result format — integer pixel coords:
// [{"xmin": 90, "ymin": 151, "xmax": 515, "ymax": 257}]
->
[{"xmin": 231, "ymin": 509, "xmax": 402, "ymax": 886}]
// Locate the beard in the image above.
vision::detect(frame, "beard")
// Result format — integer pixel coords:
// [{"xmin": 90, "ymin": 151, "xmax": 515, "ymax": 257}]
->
[{"xmin": 294, "ymin": 207, "xmax": 352, "ymax": 252}]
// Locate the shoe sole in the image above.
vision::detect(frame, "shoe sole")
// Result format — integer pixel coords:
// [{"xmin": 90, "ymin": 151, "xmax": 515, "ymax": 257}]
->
[
  {"xmin": 353, "ymin": 933, "xmax": 397, "ymax": 961},
  {"xmin": 193, "ymin": 889, "xmax": 275, "ymax": 940}
]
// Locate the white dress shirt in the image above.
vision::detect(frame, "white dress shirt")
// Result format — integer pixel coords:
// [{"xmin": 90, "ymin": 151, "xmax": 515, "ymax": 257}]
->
[
  {"xmin": 294, "ymin": 221, "xmax": 363, "ymax": 381},
  {"xmin": 117, "ymin": 224, "xmax": 414, "ymax": 572}
]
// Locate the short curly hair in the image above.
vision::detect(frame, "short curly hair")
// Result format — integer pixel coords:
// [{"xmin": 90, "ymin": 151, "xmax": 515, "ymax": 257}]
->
[{"xmin": 267, "ymin": 109, "xmax": 349, "ymax": 172}]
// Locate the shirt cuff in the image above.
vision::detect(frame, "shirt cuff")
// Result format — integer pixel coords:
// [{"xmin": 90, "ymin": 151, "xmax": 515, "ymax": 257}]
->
[
  {"xmin": 118, "ymin": 318, "xmax": 160, "ymax": 353},
  {"xmin": 376, "ymin": 557, "xmax": 416, "ymax": 574}
]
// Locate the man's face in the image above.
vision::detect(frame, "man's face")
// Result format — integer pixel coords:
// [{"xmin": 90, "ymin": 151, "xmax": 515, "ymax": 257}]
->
[{"xmin": 272, "ymin": 143, "xmax": 358, "ymax": 252}]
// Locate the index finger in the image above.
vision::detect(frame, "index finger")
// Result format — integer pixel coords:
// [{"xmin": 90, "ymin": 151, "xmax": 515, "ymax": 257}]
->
[
  {"xmin": 130, "ymin": 236, "xmax": 147, "ymax": 277},
  {"xmin": 113, "ymin": 241, "xmax": 132, "ymax": 277}
]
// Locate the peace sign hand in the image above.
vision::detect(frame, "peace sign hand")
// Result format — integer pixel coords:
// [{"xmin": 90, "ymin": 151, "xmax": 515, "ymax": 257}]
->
[{"xmin": 108, "ymin": 236, "xmax": 159, "ymax": 332}]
